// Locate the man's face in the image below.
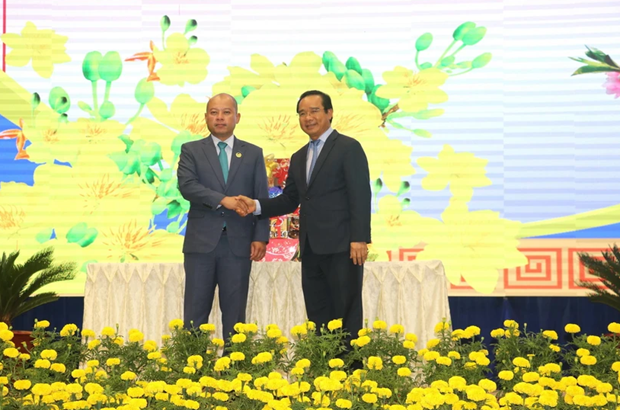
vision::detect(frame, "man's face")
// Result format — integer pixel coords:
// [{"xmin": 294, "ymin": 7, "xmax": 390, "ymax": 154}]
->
[
  {"xmin": 205, "ymin": 95, "xmax": 240, "ymax": 140},
  {"xmin": 297, "ymin": 95, "xmax": 333, "ymax": 140}
]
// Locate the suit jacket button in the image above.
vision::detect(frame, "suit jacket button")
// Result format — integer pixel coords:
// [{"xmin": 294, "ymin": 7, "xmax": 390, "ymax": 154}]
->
[
  {"xmin": 305, "ymin": 196, "xmax": 310, "ymax": 200},
  {"xmin": 221, "ymin": 212, "xmax": 225, "ymax": 216}
]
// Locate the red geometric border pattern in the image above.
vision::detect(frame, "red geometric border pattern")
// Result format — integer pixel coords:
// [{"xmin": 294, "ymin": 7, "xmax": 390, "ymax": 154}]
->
[{"xmin": 390, "ymin": 240, "xmax": 619, "ymax": 296}]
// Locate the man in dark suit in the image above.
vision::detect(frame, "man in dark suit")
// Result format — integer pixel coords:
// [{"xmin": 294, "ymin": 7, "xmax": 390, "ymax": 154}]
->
[
  {"xmin": 177, "ymin": 93, "xmax": 269, "ymax": 341},
  {"xmin": 237, "ymin": 90, "xmax": 371, "ymax": 340}
]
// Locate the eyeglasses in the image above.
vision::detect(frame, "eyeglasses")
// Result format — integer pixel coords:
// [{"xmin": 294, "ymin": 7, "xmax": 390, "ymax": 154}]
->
[{"xmin": 297, "ymin": 108, "xmax": 323, "ymax": 117}]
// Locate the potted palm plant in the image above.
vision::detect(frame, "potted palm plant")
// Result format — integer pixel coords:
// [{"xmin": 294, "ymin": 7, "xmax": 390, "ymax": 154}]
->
[
  {"xmin": 0, "ymin": 246, "xmax": 77, "ymax": 348},
  {"xmin": 577, "ymin": 244, "xmax": 620, "ymax": 314}
]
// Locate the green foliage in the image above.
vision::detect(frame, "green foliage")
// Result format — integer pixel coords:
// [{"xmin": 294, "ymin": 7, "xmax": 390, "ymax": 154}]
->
[
  {"xmin": 577, "ymin": 244, "xmax": 620, "ymax": 312},
  {"xmin": 0, "ymin": 248, "xmax": 76, "ymax": 326},
  {"xmin": 570, "ymin": 46, "xmax": 620, "ymax": 76}
]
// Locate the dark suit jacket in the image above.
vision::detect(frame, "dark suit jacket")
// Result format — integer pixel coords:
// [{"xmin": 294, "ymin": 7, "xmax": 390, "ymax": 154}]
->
[
  {"xmin": 259, "ymin": 130, "xmax": 371, "ymax": 255},
  {"xmin": 178, "ymin": 136, "xmax": 270, "ymax": 257}
]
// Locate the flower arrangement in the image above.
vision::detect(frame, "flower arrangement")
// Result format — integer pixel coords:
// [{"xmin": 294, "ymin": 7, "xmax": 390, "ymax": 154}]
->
[{"xmin": 2, "ymin": 318, "xmax": 620, "ymax": 409}]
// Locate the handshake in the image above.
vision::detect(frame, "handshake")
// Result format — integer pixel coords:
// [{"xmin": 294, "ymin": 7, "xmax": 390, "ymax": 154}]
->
[{"xmin": 221, "ymin": 195, "xmax": 256, "ymax": 217}]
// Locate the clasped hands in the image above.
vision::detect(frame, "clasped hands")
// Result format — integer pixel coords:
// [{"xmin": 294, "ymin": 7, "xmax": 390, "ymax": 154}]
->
[{"xmin": 220, "ymin": 195, "xmax": 256, "ymax": 217}]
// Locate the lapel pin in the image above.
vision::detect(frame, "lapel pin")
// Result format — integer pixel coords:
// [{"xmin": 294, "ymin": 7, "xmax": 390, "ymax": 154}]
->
[{"xmin": 236, "ymin": 152, "xmax": 242, "ymax": 158}]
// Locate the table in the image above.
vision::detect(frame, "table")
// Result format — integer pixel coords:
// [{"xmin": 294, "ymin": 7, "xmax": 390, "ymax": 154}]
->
[{"xmin": 83, "ymin": 261, "xmax": 450, "ymax": 347}]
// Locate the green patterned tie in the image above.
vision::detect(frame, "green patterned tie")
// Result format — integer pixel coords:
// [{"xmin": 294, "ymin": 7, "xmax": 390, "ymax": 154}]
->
[{"xmin": 218, "ymin": 141, "xmax": 228, "ymax": 183}]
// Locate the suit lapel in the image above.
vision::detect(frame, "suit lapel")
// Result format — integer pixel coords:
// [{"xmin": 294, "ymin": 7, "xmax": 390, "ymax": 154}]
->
[
  {"xmin": 300, "ymin": 144, "xmax": 310, "ymax": 192},
  {"xmin": 227, "ymin": 138, "xmax": 247, "ymax": 188},
  {"xmin": 201, "ymin": 136, "xmax": 226, "ymax": 190},
  {"xmin": 307, "ymin": 130, "xmax": 339, "ymax": 190}
]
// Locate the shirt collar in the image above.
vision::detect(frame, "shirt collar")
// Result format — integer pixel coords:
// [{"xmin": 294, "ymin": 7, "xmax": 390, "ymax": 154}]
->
[
  {"xmin": 212, "ymin": 135, "xmax": 235, "ymax": 150},
  {"xmin": 310, "ymin": 127, "xmax": 333, "ymax": 145}
]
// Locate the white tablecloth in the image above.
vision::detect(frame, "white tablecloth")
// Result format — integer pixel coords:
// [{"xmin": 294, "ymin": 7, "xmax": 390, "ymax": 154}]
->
[{"xmin": 83, "ymin": 261, "xmax": 450, "ymax": 347}]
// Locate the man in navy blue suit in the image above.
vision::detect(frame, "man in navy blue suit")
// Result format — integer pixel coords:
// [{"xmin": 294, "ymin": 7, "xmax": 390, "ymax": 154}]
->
[
  {"xmin": 237, "ymin": 90, "xmax": 371, "ymax": 341},
  {"xmin": 177, "ymin": 93, "xmax": 270, "ymax": 340}
]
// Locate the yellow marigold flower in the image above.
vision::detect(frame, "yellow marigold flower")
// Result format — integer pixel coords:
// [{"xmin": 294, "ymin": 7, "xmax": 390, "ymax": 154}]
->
[
  {"xmin": 596, "ymin": 382, "xmax": 613, "ymax": 394},
  {"xmin": 87, "ymin": 339, "xmax": 101, "ymax": 350},
  {"xmin": 230, "ymin": 352, "xmax": 245, "ymax": 361},
  {"xmin": 426, "ymin": 338, "xmax": 440, "ymax": 349},
  {"xmin": 542, "ymin": 330, "xmax": 558, "ymax": 340},
  {"xmin": 397, "ymin": 367, "xmax": 412, "ymax": 377},
  {"xmin": 143, "ymin": 340, "xmax": 158, "ymax": 352},
  {"xmin": 522, "ymin": 372, "xmax": 540, "ymax": 382},
  {"xmin": 18, "ymin": 354, "xmax": 29, "ymax": 360},
  {"xmin": 587, "ymin": 335, "xmax": 601, "ymax": 346},
  {"xmin": 372, "ymin": 320, "xmax": 387, "ymax": 330},
  {"xmin": 418, "ymin": 348, "xmax": 429, "ymax": 356},
  {"xmin": 66, "ymin": 383, "xmax": 83, "ymax": 394},
  {"xmin": 576, "ymin": 375, "xmax": 598, "ymax": 388},
  {"xmin": 389, "ymin": 324, "xmax": 405, "ymax": 334},
  {"xmin": 212, "ymin": 338, "xmax": 225, "ymax": 347},
  {"xmin": 231, "ymin": 333, "xmax": 247, "ymax": 343},
  {"xmin": 31, "ymin": 382, "xmax": 52, "ymax": 396},
  {"xmin": 214, "ymin": 357, "xmax": 232, "ymax": 371},
  {"xmin": 391, "ymin": 355, "xmax": 406, "ymax": 365},
  {"xmin": 451, "ymin": 329, "xmax": 465, "ymax": 339},
  {"xmin": 296, "ymin": 358, "xmax": 311, "ymax": 368},
  {"xmin": 60, "ymin": 323, "xmax": 78, "ymax": 337},
  {"xmin": 424, "ymin": 351, "xmax": 440, "ymax": 362},
  {"xmin": 549, "ymin": 344, "xmax": 561, "ymax": 352},
  {"xmin": 478, "ymin": 379, "xmax": 497, "ymax": 392},
  {"xmin": 580, "ymin": 355, "xmax": 597, "ymax": 365},
  {"xmin": 490, "ymin": 328, "xmax": 505, "ymax": 338},
  {"xmin": 0, "ymin": 377, "xmax": 7, "ymax": 385},
  {"xmin": 183, "ymin": 366, "xmax": 196, "ymax": 374},
  {"xmin": 544, "ymin": 363, "xmax": 562, "ymax": 373},
  {"xmin": 14, "ymin": 380, "xmax": 31, "ymax": 390},
  {"xmin": 465, "ymin": 385, "xmax": 487, "ymax": 401},
  {"xmin": 251, "ymin": 352, "xmax": 272, "ymax": 365},
  {"xmin": 34, "ymin": 320, "xmax": 50, "ymax": 329},
  {"xmin": 328, "ymin": 319, "xmax": 343, "ymax": 331},
  {"xmin": 503, "ymin": 319, "xmax": 519, "ymax": 329},
  {"xmin": 3, "ymin": 347, "xmax": 19, "ymax": 358},
  {"xmin": 329, "ymin": 358, "xmax": 344, "ymax": 368},
  {"xmin": 101, "ymin": 327, "xmax": 116, "ymax": 337},
  {"xmin": 405, "ymin": 332, "xmax": 418, "ymax": 342},
  {"xmin": 367, "ymin": 356, "xmax": 383, "ymax": 370},
  {"xmin": 81, "ymin": 329, "xmax": 96, "ymax": 338},
  {"xmin": 436, "ymin": 356, "xmax": 452, "ymax": 366},
  {"xmin": 71, "ymin": 369, "xmax": 86, "ymax": 378},
  {"xmin": 434, "ymin": 321, "xmax": 450, "ymax": 333},
  {"xmin": 113, "ymin": 337, "xmax": 124, "ymax": 346},
  {"xmin": 199, "ymin": 323, "xmax": 215, "ymax": 333},
  {"xmin": 0, "ymin": 330, "xmax": 13, "ymax": 342},
  {"xmin": 129, "ymin": 331, "xmax": 144, "ymax": 343},
  {"xmin": 498, "ymin": 370, "xmax": 514, "ymax": 381},
  {"xmin": 35, "ymin": 359, "xmax": 51, "ymax": 369},
  {"xmin": 147, "ymin": 351, "xmax": 161, "ymax": 360},
  {"xmin": 121, "ymin": 371, "xmax": 137, "ymax": 381},
  {"xmin": 448, "ymin": 351, "xmax": 461, "ymax": 359},
  {"xmin": 291, "ymin": 325, "xmax": 307, "ymax": 337},
  {"xmin": 447, "ymin": 376, "xmax": 466, "ymax": 390},
  {"xmin": 291, "ymin": 367, "xmax": 304, "ymax": 376},
  {"xmin": 403, "ymin": 340, "xmax": 415, "ymax": 349},
  {"xmin": 564, "ymin": 323, "xmax": 581, "ymax": 333},
  {"xmin": 608, "ymin": 322, "xmax": 620, "ymax": 334},
  {"xmin": 612, "ymin": 361, "xmax": 620, "ymax": 372},
  {"xmin": 512, "ymin": 357, "xmax": 530, "ymax": 368},
  {"xmin": 356, "ymin": 335, "xmax": 371, "ymax": 347},
  {"xmin": 336, "ymin": 398, "xmax": 352, "ymax": 409},
  {"xmin": 267, "ymin": 328, "xmax": 282, "ymax": 338},
  {"xmin": 50, "ymin": 363, "xmax": 66, "ymax": 373},
  {"xmin": 169, "ymin": 319, "xmax": 184, "ymax": 330},
  {"xmin": 87, "ymin": 360, "xmax": 99, "ymax": 368},
  {"xmin": 362, "ymin": 393, "xmax": 378, "ymax": 404},
  {"xmin": 465, "ymin": 325, "xmax": 481, "ymax": 336},
  {"xmin": 576, "ymin": 348, "xmax": 590, "ymax": 357}
]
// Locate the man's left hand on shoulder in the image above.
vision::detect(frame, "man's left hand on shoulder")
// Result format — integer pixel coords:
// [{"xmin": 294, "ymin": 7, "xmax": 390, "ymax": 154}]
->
[
  {"xmin": 250, "ymin": 241, "xmax": 267, "ymax": 261},
  {"xmin": 350, "ymin": 242, "xmax": 368, "ymax": 266}
]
